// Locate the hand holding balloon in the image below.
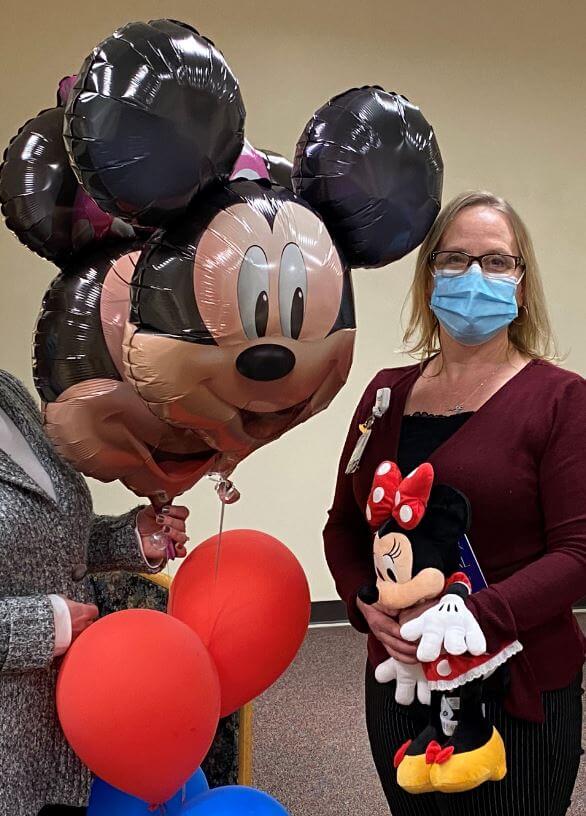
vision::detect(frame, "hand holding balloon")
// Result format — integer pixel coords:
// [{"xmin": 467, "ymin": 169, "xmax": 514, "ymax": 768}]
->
[
  {"xmin": 59, "ymin": 597, "xmax": 100, "ymax": 642},
  {"xmin": 137, "ymin": 504, "xmax": 190, "ymax": 562}
]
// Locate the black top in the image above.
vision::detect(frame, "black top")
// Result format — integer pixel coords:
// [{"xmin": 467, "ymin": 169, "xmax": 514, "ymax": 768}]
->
[{"xmin": 397, "ymin": 411, "xmax": 474, "ymax": 475}]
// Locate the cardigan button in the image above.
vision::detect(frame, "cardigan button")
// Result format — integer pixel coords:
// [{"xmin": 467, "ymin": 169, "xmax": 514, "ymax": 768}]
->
[{"xmin": 71, "ymin": 564, "xmax": 88, "ymax": 582}]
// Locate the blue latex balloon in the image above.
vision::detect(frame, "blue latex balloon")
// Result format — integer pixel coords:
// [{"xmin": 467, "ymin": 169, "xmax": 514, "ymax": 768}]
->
[
  {"xmin": 181, "ymin": 786, "xmax": 290, "ymax": 815},
  {"xmin": 167, "ymin": 768, "xmax": 209, "ymax": 814},
  {"xmin": 88, "ymin": 768, "xmax": 208, "ymax": 815},
  {"xmin": 88, "ymin": 778, "xmax": 150, "ymax": 816}
]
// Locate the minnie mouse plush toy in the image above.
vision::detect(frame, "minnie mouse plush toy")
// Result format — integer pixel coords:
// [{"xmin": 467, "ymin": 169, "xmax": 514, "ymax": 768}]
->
[{"xmin": 359, "ymin": 461, "xmax": 523, "ymax": 794}]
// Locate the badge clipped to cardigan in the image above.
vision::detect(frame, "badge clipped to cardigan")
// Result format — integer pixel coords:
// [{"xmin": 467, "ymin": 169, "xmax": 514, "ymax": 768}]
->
[{"xmin": 345, "ymin": 387, "xmax": 391, "ymax": 474}]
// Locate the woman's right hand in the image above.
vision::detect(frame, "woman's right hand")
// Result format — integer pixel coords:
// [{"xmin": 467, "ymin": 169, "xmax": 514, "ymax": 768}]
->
[
  {"xmin": 356, "ymin": 597, "xmax": 419, "ymax": 664},
  {"xmin": 61, "ymin": 597, "xmax": 99, "ymax": 641}
]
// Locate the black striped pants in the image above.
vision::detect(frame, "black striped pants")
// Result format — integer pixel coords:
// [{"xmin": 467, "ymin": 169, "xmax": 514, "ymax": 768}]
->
[{"xmin": 365, "ymin": 662, "xmax": 584, "ymax": 816}]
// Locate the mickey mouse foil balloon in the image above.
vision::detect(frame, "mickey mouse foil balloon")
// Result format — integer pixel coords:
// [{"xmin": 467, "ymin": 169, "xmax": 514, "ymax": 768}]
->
[{"xmin": 0, "ymin": 19, "xmax": 443, "ymax": 503}]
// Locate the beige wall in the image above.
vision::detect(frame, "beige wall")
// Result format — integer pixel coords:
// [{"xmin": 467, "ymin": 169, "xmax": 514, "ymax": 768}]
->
[{"xmin": 1, "ymin": 1, "xmax": 584, "ymax": 600}]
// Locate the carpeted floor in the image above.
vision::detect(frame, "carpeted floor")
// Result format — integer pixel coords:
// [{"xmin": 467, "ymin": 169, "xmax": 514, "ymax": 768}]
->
[{"xmin": 253, "ymin": 615, "xmax": 585, "ymax": 815}]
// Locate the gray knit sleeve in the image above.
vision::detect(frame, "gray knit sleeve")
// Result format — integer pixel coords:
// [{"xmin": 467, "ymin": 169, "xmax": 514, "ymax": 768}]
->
[
  {"xmin": 0, "ymin": 595, "xmax": 55, "ymax": 672},
  {"xmin": 87, "ymin": 508, "xmax": 158, "ymax": 574}
]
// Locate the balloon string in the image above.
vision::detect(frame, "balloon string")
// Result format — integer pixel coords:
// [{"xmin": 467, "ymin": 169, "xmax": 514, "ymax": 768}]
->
[
  {"xmin": 215, "ymin": 493, "xmax": 226, "ymax": 581},
  {"xmin": 206, "ymin": 473, "xmax": 240, "ymax": 642},
  {"xmin": 207, "ymin": 472, "xmax": 237, "ymax": 582}
]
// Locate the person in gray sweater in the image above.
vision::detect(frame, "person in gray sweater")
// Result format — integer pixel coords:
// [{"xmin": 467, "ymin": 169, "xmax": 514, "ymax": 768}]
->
[{"xmin": 0, "ymin": 370, "xmax": 189, "ymax": 816}]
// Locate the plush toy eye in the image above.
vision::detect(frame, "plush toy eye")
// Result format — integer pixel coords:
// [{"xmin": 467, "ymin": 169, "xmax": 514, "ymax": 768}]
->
[
  {"xmin": 238, "ymin": 246, "xmax": 270, "ymax": 339},
  {"xmin": 279, "ymin": 243, "xmax": 307, "ymax": 340},
  {"xmin": 376, "ymin": 568, "xmax": 385, "ymax": 581},
  {"xmin": 386, "ymin": 568, "xmax": 397, "ymax": 582}
]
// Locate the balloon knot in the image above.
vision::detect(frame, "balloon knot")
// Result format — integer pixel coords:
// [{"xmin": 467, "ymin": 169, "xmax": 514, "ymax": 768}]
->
[{"xmin": 208, "ymin": 472, "xmax": 240, "ymax": 504}]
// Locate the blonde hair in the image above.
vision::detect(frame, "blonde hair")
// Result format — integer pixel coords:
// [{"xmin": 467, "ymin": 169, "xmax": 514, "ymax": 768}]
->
[{"xmin": 402, "ymin": 191, "xmax": 558, "ymax": 361}]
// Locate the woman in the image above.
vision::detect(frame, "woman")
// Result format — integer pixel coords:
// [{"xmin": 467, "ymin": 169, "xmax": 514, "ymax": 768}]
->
[
  {"xmin": 324, "ymin": 191, "xmax": 585, "ymax": 816},
  {"xmin": 0, "ymin": 370, "xmax": 190, "ymax": 816}
]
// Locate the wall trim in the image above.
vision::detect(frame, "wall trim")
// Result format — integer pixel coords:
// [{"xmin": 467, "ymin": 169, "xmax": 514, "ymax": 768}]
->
[{"xmin": 310, "ymin": 600, "xmax": 348, "ymax": 624}]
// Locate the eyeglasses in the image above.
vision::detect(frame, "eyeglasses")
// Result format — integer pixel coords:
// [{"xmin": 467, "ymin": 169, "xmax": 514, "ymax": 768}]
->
[{"xmin": 430, "ymin": 251, "xmax": 526, "ymax": 283}]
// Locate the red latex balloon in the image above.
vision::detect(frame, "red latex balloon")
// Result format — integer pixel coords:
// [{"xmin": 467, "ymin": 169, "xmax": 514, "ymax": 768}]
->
[
  {"xmin": 169, "ymin": 530, "xmax": 310, "ymax": 716},
  {"xmin": 56, "ymin": 609, "xmax": 220, "ymax": 805}
]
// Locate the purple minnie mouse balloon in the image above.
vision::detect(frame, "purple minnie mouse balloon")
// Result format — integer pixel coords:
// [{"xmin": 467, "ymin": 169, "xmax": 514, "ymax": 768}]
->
[{"xmin": 0, "ymin": 74, "xmax": 138, "ymax": 266}]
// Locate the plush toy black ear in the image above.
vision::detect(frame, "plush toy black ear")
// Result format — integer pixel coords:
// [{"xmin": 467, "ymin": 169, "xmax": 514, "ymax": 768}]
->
[
  {"xmin": 293, "ymin": 86, "xmax": 443, "ymax": 268},
  {"xmin": 0, "ymin": 106, "xmax": 78, "ymax": 265},
  {"xmin": 64, "ymin": 19, "xmax": 245, "ymax": 226},
  {"xmin": 407, "ymin": 485, "xmax": 470, "ymax": 577},
  {"xmin": 426, "ymin": 484, "xmax": 471, "ymax": 537}
]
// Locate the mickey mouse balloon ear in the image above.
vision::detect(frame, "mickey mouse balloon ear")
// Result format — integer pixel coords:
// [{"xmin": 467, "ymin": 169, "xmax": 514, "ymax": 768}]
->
[
  {"xmin": 293, "ymin": 87, "xmax": 443, "ymax": 268},
  {"xmin": 64, "ymin": 19, "xmax": 246, "ymax": 226}
]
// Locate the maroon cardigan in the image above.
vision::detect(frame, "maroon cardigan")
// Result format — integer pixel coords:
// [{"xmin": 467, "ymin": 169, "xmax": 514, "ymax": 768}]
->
[{"xmin": 323, "ymin": 359, "xmax": 586, "ymax": 722}]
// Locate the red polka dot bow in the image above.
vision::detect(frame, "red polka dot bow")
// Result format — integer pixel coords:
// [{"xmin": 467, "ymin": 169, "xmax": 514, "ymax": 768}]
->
[{"xmin": 366, "ymin": 461, "xmax": 434, "ymax": 531}]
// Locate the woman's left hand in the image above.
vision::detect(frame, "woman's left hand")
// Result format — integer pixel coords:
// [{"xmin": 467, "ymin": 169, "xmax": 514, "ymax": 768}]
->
[{"xmin": 137, "ymin": 505, "xmax": 190, "ymax": 562}]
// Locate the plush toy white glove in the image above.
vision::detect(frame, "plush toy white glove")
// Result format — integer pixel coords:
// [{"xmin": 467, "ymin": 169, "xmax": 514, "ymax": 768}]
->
[
  {"xmin": 374, "ymin": 657, "xmax": 431, "ymax": 706},
  {"xmin": 400, "ymin": 594, "xmax": 487, "ymax": 662}
]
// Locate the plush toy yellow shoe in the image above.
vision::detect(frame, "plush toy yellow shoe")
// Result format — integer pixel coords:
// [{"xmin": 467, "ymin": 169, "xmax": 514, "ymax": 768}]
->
[
  {"xmin": 430, "ymin": 726, "xmax": 507, "ymax": 793},
  {"xmin": 394, "ymin": 728, "xmax": 443, "ymax": 794}
]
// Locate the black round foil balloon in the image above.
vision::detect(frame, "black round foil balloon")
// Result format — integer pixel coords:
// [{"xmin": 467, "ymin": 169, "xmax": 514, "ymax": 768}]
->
[
  {"xmin": 293, "ymin": 87, "xmax": 443, "ymax": 268},
  {"xmin": 64, "ymin": 19, "xmax": 246, "ymax": 226},
  {"xmin": 0, "ymin": 106, "xmax": 78, "ymax": 264},
  {"xmin": 260, "ymin": 149, "xmax": 294, "ymax": 192}
]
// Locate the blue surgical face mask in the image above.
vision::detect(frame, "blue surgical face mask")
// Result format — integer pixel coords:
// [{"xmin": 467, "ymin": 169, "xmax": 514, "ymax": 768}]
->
[{"xmin": 430, "ymin": 263, "xmax": 519, "ymax": 346}]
